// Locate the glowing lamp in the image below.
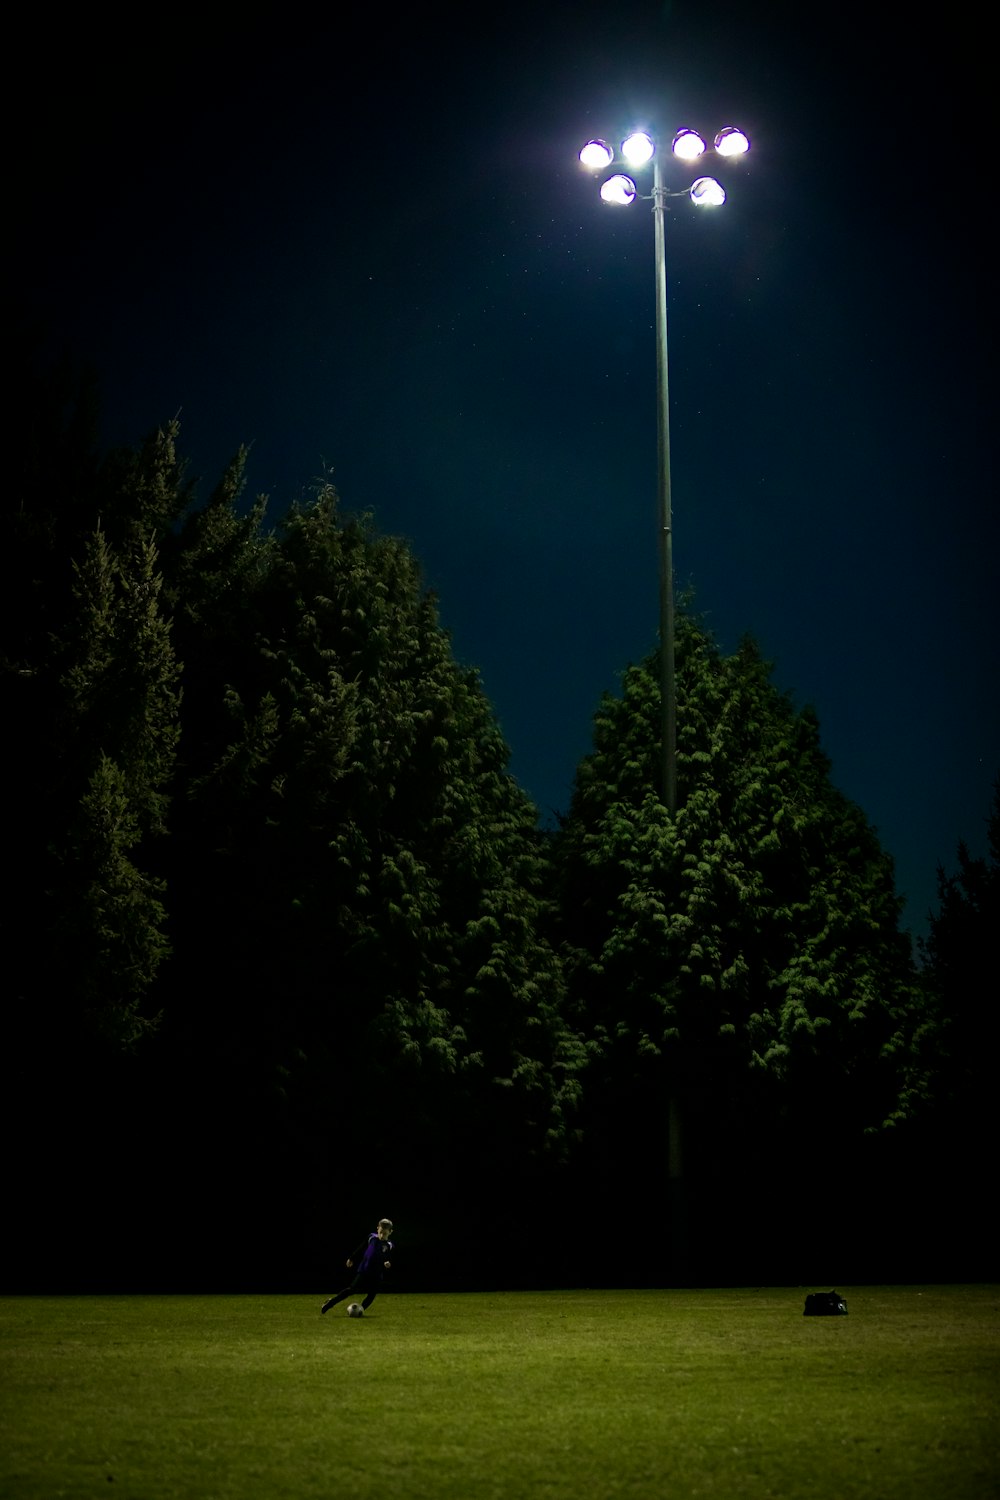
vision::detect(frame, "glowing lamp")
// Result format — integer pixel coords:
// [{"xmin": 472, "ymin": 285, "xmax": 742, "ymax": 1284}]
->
[
  {"xmin": 579, "ymin": 139, "xmax": 615, "ymax": 170},
  {"xmin": 600, "ymin": 174, "xmax": 637, "ymax": 205},
  {"xmin": 672, "ymin": 129, "xmax": 706, "ymax": 161},
  {"xmin": 621, "ymin": 131, "xmax": 655, "ymax": 165},
  {"xmin": 690, "ymin": 176, "xmax": 726, "ymax": 206},
  {"xmin": 715, "ymin": 127, "xmax": 750, "ymax": 157}
]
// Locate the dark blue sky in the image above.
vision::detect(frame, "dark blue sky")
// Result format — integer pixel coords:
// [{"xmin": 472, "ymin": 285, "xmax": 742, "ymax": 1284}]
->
[{"xmin": 17, "ymin": 2, "xmax": 994, "ymax": 940}]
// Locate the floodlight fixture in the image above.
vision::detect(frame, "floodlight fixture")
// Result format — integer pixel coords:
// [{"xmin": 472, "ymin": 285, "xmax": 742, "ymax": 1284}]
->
[
  {"xmin": 621, "ymin": 131, "xmax": 655, "ymax": 166},
  {"xmin": 672, "ymin": 128, "xmax": 706, "ymax": 161},
  {"xmin": 690, "ymin": 176, "xmax": 726, "ymax": 206},
  {"xmin": 580, "ymin": 139, "xmax": 615, "ymax": 170},
  {"xmin": 600, "ymin": 174, "xmax": 637, "ymax": 205},
  {"xmin": 714, "ymin": 126, "xmax": 750, "ymax": 156},
  {"xmin": 576, "ymin": 113, "xmax": 751, "ymax": 817}
]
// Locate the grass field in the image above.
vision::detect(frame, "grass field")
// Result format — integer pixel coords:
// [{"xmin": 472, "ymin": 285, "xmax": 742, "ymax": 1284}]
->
[{"xmin": 2, "ymin": 1286, "xmax": 997, "ymax": 1498}]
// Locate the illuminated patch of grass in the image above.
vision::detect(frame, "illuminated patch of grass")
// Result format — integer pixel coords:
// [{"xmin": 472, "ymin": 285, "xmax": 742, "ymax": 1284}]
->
[{"xmin": 1, "ymin": 1287, "xmax": 997, "ymax": 1498}]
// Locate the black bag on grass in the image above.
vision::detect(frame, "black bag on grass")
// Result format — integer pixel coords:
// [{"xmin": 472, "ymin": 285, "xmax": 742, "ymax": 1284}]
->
[{"xmin": 804, "ymin": 1291, "xmax": 848, "ymax": 1316}]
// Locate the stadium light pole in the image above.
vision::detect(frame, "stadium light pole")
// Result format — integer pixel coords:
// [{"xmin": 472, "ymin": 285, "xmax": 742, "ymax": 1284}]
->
[{"xmin": 579, "ymin": 126, "xmax": 750, "ymax": 815}]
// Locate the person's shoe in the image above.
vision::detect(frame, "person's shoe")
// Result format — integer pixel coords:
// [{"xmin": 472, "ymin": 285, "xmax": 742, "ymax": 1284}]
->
[{"xmin": 320, "ymin": 1298, "xmax": 336, "ymax": 1314}]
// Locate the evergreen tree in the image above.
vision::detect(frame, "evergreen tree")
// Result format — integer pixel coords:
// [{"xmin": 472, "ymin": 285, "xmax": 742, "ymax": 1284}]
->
[
  {"xmin": 908, "ymin": 784, "xmax": 999, "ymax": 1142},
  {"xmin": 4, "ymin": 404, "xmax": 185, "ymax": 1049},
  {"xmin": 554, "ymin": 614, "xmax": 917, "ymax": 1279},
  {"xmin": 158, "ymin": 483, "xmax": 582, "ymax": 1275},
  {"xmin": 51, "ymin": 524, "xmax": 180, "ymax": 1044},
  {"xmin": 3, "ymin": 396, "xmax": 186, "ymax": 1287},
  {"xmin": 865, "ymin": 781, "xmax": 1000, "ymax": 1278},
  {"xmin": 5, "ymin": 382, "xmax": 585, "ymax": 1284}
]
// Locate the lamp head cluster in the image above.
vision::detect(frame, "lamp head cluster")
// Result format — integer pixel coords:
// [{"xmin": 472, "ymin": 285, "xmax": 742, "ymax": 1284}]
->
[{"xmin": 579, "ymin": 126, "xmax": 749, "ymax": 207}]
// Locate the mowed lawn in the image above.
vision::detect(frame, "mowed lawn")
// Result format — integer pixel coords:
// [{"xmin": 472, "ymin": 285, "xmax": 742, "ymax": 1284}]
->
[{"xmin": 1, "ymin": 1286, "xmax": 997, "ymax": 1498}]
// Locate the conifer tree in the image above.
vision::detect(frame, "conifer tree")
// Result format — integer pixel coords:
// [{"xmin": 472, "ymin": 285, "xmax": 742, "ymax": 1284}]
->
[
  {"xmin": 5, "ymin": 380, "xmax": 585, "ymax": 1281},
  {"xmin": 159, "ymin": 483, "xmax": 582, "ymax": 1256},
  {"xmin": 554, "ymin": 613, "xmax": 917, "ymax": 1275},
  {"xmin": 49, "ymin": 519, "xmax": 181, "ymax": 1046},
  {"xmin": 905, "ymin": 783, "xmax": 999, "ymax": 1140},
  {"xmin": 865, "ymin": 781, "xmax": 1000, "ymax": 1277},
  {"xmin": 4, "ymin": 389, "xmax": 185, "ymax": 1050}
]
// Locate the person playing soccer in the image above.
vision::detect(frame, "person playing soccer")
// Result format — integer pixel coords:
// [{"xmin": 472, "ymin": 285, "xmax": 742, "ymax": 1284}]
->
[{"xmin": 321, "ymin": 1218, "xmax": 393, "ymax": 1315}]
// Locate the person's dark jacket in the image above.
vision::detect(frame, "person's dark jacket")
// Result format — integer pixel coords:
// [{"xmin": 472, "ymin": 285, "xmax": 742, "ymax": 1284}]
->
[{"xmin": 350, "ymin": 1233, "xmax": 392, "ymax": 1288}]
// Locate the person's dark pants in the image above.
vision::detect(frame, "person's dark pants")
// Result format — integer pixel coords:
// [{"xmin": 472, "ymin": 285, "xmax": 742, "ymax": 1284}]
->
[{"xmin": 324, "ymin": 1279, "xmax": 378, "ymax": 1311}]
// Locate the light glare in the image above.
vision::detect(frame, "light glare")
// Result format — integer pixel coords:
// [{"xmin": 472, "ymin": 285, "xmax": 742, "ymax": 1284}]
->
[
  {"xmin": 579, "ymin": 139, "xmax": 614, "ymax": 170},
  {"xmin": 621, "ymin": 131, "xmax": 655, "ymax": 166},
  {"xmin": 600, "ymin": 174, "xmax": 637, "ymax": 205},
  {"xmin": 690, "ymin": 176, "xmax": 726, "ymax": 207},
  {"xmin": 672, "ymin": 128, "xmax": 705, "ymax": 161},
  {"xmin": 715, "ymin": 126, "xmax": 750, "ymax": 157}
]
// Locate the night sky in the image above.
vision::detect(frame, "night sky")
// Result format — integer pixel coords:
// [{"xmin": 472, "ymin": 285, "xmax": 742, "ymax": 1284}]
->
[{"xmin": 16, "ymin": 2, "xmax": 993, "ymax": 942}]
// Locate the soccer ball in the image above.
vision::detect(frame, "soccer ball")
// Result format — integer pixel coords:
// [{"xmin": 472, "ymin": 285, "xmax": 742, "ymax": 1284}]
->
[{"xmin": 347, "ymin": 1303, "xmax": 364, "ymax": 1318}]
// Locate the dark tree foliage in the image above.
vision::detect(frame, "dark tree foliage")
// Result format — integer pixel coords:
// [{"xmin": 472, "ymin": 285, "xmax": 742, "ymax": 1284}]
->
[
  {"xmin": 3, "ymin": 379, "xmax": 190, "ymax": 1285},
  {"xmin": 156, "ymin": 480, "xmax": 583, "ymax": 1275},
  {"xmin": 52, "ymin": 524, "xmax": 180, "ymax": 1044},
  {"xmin": 856, "ymin": 781, "xmax": 1000, "ymax": 1280},
  {"xmin": 8, "ymin": 354, "xmax": 969, "ymax": 1288},
  {"xmin": 4, "ymin": 395, "xmax": 185, "ymax": 1050},
  {"xmin": 552, "ymin": 615, "xmax": 919, "ymax": 1280},
  {"xmin": 909, "ymin": 786, "xmax": 998, "ymax": 1115},
  {"xmin": 4, "ymin": 360, "xmax": 586, "ymax": 1284}
]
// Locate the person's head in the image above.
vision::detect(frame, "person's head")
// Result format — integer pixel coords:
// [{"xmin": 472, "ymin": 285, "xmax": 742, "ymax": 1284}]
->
[{"xmin": 377, "ymin": 1218, "xmax": 393, "ymax": 1240}]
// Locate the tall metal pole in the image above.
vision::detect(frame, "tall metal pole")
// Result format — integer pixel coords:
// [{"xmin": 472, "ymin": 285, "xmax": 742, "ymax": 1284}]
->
[{"xmin": 652, "ymin": 151, "xmax": 677, "ymax": 816}]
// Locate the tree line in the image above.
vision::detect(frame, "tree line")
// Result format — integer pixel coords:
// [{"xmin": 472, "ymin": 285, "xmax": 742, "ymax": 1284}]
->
[{"xmin": 4, "ymin": 358, "xmax": 995, "ymax": 1289}]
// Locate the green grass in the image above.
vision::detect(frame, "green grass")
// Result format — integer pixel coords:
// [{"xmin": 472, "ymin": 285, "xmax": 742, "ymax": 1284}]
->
[{"xmin": 2, "ymin": 1287, "xmax": 997, "ymax": 1498}]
